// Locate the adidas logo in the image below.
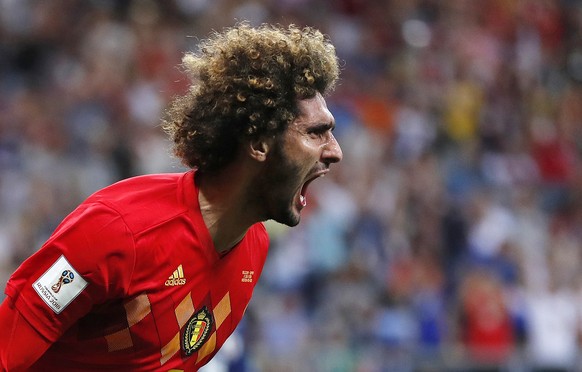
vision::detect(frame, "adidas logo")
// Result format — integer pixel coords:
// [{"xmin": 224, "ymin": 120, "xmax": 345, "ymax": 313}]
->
[{"xmin": 165, "ymin": 265, "xmax": 186, "ymax": 286}]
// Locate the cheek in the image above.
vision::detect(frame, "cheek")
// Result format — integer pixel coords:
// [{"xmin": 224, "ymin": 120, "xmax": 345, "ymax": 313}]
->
[
  {"xmin": 286, "ymin": 139, "xmax": 320, "ymax": 165},
  {"xmin": 265, "ymin": 149, "xmax": 300, "ymax": 186}
]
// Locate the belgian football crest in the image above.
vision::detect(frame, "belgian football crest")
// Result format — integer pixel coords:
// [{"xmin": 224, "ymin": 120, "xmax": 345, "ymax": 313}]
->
[{"xmin": 182, "ymin": 307, "xmax": 213, "ymax": 356}]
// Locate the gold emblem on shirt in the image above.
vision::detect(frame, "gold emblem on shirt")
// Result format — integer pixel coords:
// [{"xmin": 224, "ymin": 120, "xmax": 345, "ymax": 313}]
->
[
  {"xmin": 165, "ymin": 265, "xmax": 186, "ymax": 286},
  {"xmin": 182, "ymin": 307, "xmax": 213, "ymax": 356},
  {"xmin": 241, "ymin": 270, "xmax": 254, "ymax": 283}
]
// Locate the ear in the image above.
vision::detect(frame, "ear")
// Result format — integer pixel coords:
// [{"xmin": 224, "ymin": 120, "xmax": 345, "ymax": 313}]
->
[{"xmin": 248, "ymin": 137, "xmax": 274, "ymax": 162}]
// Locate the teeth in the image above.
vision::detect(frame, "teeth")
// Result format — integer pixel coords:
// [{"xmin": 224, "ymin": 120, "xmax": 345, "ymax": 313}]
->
[{"xmin": 300, "ymin": 195, "xmax": 307, "ymax": 207}]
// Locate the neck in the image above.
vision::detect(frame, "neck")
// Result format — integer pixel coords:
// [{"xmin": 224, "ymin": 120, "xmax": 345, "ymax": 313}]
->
[{"xmin": 196, "ymin": 165, "xmax": 260, "ymax": 255}]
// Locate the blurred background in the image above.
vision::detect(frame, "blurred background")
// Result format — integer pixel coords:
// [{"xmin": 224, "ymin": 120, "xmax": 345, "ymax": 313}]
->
[{"xmin": 2, "ymin": 0, "xmax": 582, "ymax": 371}]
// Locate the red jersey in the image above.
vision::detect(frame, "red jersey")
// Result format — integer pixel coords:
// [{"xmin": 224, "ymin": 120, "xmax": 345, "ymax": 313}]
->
[{"xmin": 4, "ymin": 171, "xmax": 269, "ymax": 371}]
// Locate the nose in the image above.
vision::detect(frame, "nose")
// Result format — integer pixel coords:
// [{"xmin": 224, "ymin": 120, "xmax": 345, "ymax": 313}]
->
[{"xmin": 323, "ymin": 133, "xmax": 343, "ymax": 164}]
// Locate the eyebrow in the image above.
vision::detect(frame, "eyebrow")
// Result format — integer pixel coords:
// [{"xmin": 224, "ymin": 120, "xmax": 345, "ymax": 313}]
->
[{"xmin": 310, "ymin": 121, "xmax": 336, "ymax": 132}]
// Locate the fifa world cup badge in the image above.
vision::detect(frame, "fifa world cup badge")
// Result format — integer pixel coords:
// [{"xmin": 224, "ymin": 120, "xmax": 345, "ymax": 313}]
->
[
  {"xmin": 33, "ymin": 255, "xmax": 88, "ymax": 314},
  {"xmin": 51, "ymin": 270, "xmax": 75, "ymax": 293}
]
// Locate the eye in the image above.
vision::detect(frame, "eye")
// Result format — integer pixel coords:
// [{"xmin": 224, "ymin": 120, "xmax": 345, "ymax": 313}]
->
[
  {"xmin": 306, "ymin": 124, "xmax": 334, "ymax": 140},
  {"xmin": 308, "ymin": 128, "xmax": 328, "ymax": 138}
]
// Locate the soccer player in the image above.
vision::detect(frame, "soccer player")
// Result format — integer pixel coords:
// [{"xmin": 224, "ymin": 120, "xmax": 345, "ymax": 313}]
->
[{"xmin": 0, "ymin": 23, "xmax": 342, "ymax": 371}]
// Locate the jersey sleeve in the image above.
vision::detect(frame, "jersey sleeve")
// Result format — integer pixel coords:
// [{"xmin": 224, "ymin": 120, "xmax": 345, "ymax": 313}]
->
[{"xmin": 4, "ymin": 201, "xmax": 136, "ymax": 343}]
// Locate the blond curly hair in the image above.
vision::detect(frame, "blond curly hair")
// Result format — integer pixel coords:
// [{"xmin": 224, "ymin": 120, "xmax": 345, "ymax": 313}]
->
[{"xmin": 163, "ymin": 23, "xmax": 339, "ymax": 173}]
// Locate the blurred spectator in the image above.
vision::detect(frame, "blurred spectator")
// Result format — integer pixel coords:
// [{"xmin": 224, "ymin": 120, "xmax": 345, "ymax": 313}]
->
[{"xmin": 457, "ymin": 269, "xmax": 515, "ymax": 368}]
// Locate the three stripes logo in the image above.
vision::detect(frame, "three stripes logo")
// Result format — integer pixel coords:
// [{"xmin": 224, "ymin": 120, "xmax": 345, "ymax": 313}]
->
[{"xmin": 165, "ymin": 265, "xmax": 186, "ymax": 286}]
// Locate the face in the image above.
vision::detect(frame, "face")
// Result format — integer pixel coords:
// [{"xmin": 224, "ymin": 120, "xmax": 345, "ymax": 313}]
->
[{"xmin": 256, "ymin": 92, "xmax": 343, "ymax": 226}]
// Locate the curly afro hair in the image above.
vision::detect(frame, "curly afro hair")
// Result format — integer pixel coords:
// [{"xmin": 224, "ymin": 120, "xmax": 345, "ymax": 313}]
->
[{"xmin": 163, "ymin": 23, "xmax": 339, "ymax": 173}]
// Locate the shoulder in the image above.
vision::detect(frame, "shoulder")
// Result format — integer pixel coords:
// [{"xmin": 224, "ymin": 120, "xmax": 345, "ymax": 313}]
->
[
  {"xmin": 244, "ymin": 223, "xmax": 270, "ymax": 263},
  {"xmin": 85, "ymin": 172, "xmax": 194, "ymax": 233},
  {"xmin": 236, "ymin": 223, "xmax": 270, "ymax": 277},
  {"xmin": 89, "ymin": 172, "xmax": 185, "ymax": 203},
  {"xmin": 248, "ymin": 223, "xmax": 269, "ymax": 246}
]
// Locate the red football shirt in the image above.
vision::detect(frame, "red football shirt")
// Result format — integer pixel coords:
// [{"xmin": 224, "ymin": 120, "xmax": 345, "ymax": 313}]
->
[{"xmin": 4, "ymin": 171, "xmax": 269, "ymax": 371}]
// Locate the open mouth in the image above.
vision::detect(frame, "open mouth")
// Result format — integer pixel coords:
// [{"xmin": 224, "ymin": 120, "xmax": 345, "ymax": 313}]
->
[{"xmin": 299, "ymin": 171, "xmax": 327, "ymax": 208}]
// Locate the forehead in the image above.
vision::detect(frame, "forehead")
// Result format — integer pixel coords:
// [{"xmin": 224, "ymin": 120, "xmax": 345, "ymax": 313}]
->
[{"xmin": 292, "ymin": 92, "xmax": 334, "ymax": 128}]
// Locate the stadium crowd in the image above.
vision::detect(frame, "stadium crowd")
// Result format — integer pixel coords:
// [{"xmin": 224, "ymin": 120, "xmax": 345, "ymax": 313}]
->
[{"xmin": 2, "ymin": 0, "xmax": 582, "ymax": 370}]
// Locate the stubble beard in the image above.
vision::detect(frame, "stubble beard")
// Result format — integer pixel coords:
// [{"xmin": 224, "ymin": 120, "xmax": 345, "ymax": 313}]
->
[{"xmin": 253, "ymin": 144, "xmax": 302, "ymax": 227}]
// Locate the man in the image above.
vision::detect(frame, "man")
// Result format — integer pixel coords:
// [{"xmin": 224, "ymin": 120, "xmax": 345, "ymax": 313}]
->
[{"xmin": 0, "ymin": 23, "xmax": 342, "ymax": 371}]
